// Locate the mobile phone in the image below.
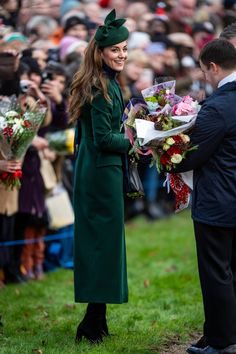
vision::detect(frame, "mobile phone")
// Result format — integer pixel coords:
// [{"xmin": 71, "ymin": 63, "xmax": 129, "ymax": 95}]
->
[
  {"xmin": 47, "ymin": 48, "xmax": 60, "ymax": 63},
  {"xmin": 41, "ymin": 71, "xmax": 53, "ymax": 83}
]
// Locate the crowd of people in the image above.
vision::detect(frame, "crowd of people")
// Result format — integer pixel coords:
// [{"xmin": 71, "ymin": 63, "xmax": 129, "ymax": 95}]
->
[
  {"xmin": 1, "ymin": 1, "xmax": 236, "ymax": 353},
  {"xmin": 0, "ymin": 0, "xmax": 235, "ymax": 288}
]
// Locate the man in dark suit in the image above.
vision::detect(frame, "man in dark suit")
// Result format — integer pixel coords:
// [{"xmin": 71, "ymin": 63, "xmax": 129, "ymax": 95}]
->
[{"xmin": 172, "ymin": 39, "xmax": 236, "ymax": 354}]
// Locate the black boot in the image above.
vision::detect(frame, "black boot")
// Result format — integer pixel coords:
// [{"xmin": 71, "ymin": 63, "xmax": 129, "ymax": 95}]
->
[
  {"xmin": 102, "ymin": 320, "xmax": 109, "ymax": 336},
  {"xmin": 75, "ymin": 303, "xmax": 108, "ymax": 344}
]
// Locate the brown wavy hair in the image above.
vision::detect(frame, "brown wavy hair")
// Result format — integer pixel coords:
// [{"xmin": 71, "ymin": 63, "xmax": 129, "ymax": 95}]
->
[{"xmin": 69, "ymin": 38, "xmax": 111, "ymax": 123}]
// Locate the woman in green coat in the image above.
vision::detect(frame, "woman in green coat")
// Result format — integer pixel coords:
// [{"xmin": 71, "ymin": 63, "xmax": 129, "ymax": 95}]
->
[{"xmin": 69, "ymin": 9, "xmax": 130, "ymax": 344}]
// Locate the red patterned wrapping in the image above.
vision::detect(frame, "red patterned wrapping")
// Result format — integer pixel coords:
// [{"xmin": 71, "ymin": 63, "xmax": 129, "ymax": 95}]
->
[{"xmin": 169, "ymin": 173, "xmax": 191, "ymax": 212}]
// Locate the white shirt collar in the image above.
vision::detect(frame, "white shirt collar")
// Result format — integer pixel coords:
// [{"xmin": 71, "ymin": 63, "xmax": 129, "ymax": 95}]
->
[{"xmin": 218, "ymin": 71, "xmax": 236, "ymax": 88}]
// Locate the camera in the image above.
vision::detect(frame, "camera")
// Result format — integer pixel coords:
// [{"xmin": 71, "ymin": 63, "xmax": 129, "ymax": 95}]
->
[
  {"xmin": 41, "ymin": 71, "xmax": 53, "ymax": 83},
  {"xmin": 19, "ymin": 79, "xmax": 31, "ymax": 93}
]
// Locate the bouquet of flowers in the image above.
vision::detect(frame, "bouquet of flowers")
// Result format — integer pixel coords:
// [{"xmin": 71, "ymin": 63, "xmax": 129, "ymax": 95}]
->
[
  {"xmin": 123, "ymin": 80, "xmax": 200, "ymax": 211},
  {"xmin": 0, "ymin": 96, "xmax": 46, "ymax": 189},
  {"xmin": 45, "ymin": 128, "xmax": 75, "ymax": 155}
]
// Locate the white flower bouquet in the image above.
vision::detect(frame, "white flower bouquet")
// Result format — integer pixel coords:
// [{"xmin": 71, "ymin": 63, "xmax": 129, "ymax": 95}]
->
[{"xmin": 0, "ymin": 96, "xmax": 46, "ymax": 189}]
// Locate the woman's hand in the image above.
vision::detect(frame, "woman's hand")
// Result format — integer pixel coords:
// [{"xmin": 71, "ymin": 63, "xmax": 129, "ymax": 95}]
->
[
  {"xmin": 43, "ymin": 147, "xmax": 57, "ymax": 161},
  {"xmin": 31, "ymin": 136, "xmax": 49, "ymax": 151},
  {"xmin": 41, "ymin": 81, "xmax": 63, "ymax": 105},
  {"xmin": 27, "ymin": 81, "xmax": 47, "ymax": 104},
  {"xmin": 0, "ymin": 160, "xmax": 22, "ymax": 173}
]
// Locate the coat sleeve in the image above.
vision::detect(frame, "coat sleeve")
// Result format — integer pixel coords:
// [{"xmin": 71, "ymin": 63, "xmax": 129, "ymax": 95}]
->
[
  {"xmin": 91, "ymin": 92, "xmax": 130, "ymax": 153},
  {"xmin": 174, "ymin": 104, "xmax": 226, "ymax": 172}
]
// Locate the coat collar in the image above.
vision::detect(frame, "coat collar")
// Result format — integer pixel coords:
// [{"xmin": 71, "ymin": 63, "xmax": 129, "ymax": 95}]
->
[
  {"xmin": 206, "ymin": 81, "xmax": 236, "ymax": 102},
  {"xmin": 218, "ymin": 71, "xmax": 236, "ymax": 88}
]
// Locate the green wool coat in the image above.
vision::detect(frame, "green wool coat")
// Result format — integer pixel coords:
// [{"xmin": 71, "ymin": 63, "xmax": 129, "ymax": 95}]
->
[{"xmin": 73, "ymin": 74, "xmax": 130, "ymax": 304}]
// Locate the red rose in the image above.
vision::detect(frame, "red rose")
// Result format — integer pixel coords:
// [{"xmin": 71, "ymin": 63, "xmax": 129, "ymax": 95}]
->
[
  {"xmin": 167, "ymin": 146, "xmax": 182, "ymax": 156},
  {"xmin": 0, "ymin": 172, "xmax": 9, "ymax": 180},
  {"xmin": 23, "ymin": 120, "xmax": 31, "ymax": 128},
  {"xmin": 160, "ymin": 154, "xmax": 170, "ymax": 165},
  {"xmin": 3, "ymin": 127, "xmax": 13, "ymax": 137},
  {"xmin": 173, "ymin": 135, "xmax": 182, "ymax": 143},
  {"xmin": 13, "ymin": 170, "xmax": 22, "ymax": 178}
]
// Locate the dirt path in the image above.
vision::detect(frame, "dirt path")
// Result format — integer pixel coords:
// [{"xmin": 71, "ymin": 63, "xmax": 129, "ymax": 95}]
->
[
  {"xmin": 160, "ymin": 333, "xmax": 201, "ymax": 354},
  {"xmin": 161, "ymin": 342, "xmax": 190, "ymax": 354}
]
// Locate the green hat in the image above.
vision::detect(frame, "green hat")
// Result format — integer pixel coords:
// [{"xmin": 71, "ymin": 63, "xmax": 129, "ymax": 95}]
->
[{"xmin": 94, "ymin": 9, "xmax": 129, "ymax": 48}]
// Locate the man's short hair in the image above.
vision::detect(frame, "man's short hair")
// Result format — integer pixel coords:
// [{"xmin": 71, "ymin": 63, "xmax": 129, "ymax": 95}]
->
[
  {"xmin": 199, "ymin": 39, "xmax": 236, "ymax": 70},
  {"xmin": 220, "ymin": 21, "xmax": 236, "ymax": 40}
]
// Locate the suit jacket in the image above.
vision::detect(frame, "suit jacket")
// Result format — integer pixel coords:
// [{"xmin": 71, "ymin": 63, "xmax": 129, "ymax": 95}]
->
[{"xmin": 175, "ymin": 81, "xmax": 236, "ymax": 227}]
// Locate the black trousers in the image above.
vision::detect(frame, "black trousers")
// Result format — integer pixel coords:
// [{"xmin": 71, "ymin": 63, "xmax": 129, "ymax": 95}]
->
[{"xmin": 194, "ymin": 221, "xmax": 236, "ymax": 348}]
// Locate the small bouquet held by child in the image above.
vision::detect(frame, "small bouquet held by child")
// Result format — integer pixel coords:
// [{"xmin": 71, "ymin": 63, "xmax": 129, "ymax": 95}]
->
[
  {"xmin": 123, "ymin": 80, "xmax": 200, "ymax": 212},
  {"xmin": 0, "ymin": 96, "xmax": 46, "ymax": 190}
]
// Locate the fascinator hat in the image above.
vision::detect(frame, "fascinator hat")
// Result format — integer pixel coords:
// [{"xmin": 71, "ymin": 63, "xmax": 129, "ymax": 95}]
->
[{"xmin": 94, "ymin": 9, "xmax": 129, "ymax": 48}]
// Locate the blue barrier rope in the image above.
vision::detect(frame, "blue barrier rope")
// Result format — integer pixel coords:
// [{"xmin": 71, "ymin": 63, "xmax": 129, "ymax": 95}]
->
[{"xmin": 0, "ymin": 229, "xmax": 74, "ymax": 247}]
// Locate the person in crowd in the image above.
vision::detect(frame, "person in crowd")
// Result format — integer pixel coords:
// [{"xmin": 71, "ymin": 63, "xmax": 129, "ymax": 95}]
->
[
  {"xmin": 125, "ymin": 2, "xmax": 150, "ymax": 22},
  {"xmin": 16, "ymin": 57, "xmax": 52, "ymax": 281},
  {"xmin": 0, "ymin": 50, "xmax": 27, "ymax": 284},
  {"xmin": 0, "ymin": 0, "xmax": 20, "ymax": 28},
  {"xmin": 59, "ymin": 35, "xmax": 87, "ymax": 62},
  {"xmin": 0, "ymin": 156, "xmax": 22, "ymax": 285},
  {"xmin": 147, "ymin": 15, "xmax": 170, "ymax": 42},
  {"xmin": 220, "ymin": 21, "xmax": 236, "ymax": 47},
  {"xmin": 25, "ymin": 15, "xmax": 58, "ymax": 42},
  {"xmin": 168, "ymin": 32, "xmax": 195, "ymax": 61},
  {"xmin": 82, "ymin": 2, "xmax": 102, "ymax": 26},
  {"xmin": 168, "ymin": 0, "xmax": 197, "ymax": 34},
  {"xmin": 222, "ymin": 0, "xmax": 236, "ymax": 27},
  {"xmin": 41, "ymin": 61, "xmax": 68, "ymax": 131},
  {"xmin": 69, "ymin": 9, "xmax": 130, "ymax": 344},
  {"xmin": 63, "ymin": 15, "xmax": 89, "ymax": 41},
  {"xmin": 60, "ymin": 0, "xmax": 81, "ymax": 19},
  {"xmin": 108, "ymin": 0, "xmax": 127, "ymax": 17},
  {"xmin": 41, "ymin": 61, "xmax": 69, "ymax": 183},
  {"xmin": 192, "ymin": 21, "xmax": 215, "ymax": 59},
  {"xmin": 136, "ymin": 12, "xmax": 156, "ymax": 33},
  {"xmin": 170, "ymin": 39, "xmax": 236, "ymax": 354},
  {"xmin": 123, "ymin": 48, "xmax": 150, "ymax": 99}
]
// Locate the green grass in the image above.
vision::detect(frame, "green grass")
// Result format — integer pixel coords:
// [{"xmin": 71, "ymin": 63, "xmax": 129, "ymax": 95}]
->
[{"xmin": 0, "ymin": 211, "xmax": 203, "ymax": 354}]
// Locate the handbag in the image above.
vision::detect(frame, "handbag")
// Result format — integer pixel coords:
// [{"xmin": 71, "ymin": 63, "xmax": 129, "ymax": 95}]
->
[
  {"xmin": 45, "ymin": 185, "xmax": 74, "ymax": 229},
  {"xmin": 39, "ymin": 151, "xmax": 57, "ymax": 192},
  {"xmin": 123, "ymin": 154, "xmax": 145, "ymax": 198}
]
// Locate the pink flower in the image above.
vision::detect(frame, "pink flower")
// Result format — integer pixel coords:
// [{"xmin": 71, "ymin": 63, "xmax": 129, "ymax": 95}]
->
[
  {"xmin": 172, "ymin": 95, "xmax": 199, "ymax": 116},
  {"xmin": 182, "ymin": 95, "xmax": 193, "ymax": 104},
  {"xmin": 172, "ymin": 101, "xmax": 194, "ymax": 116}
]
